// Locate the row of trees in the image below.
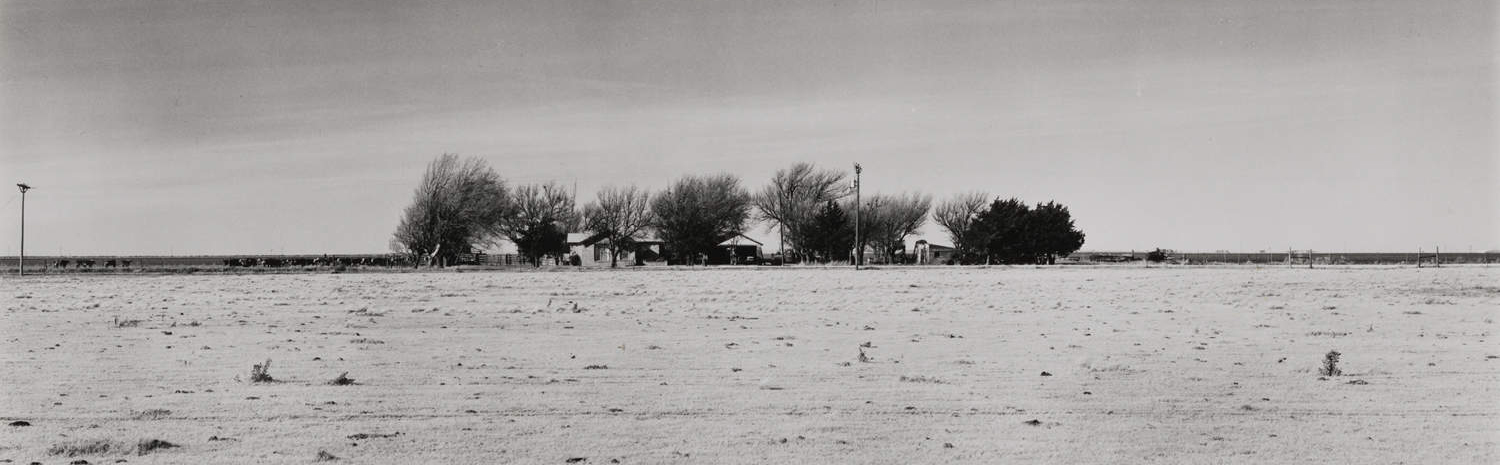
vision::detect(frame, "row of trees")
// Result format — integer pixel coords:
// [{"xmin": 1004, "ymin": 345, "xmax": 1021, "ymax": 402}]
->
[{"xmin": 392, "ymin": 154, "xmax": 1085, "ymax": 267}]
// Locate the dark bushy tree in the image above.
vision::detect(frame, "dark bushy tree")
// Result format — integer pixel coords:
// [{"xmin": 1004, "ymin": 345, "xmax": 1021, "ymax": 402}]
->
[
  {"xmin": 651, "ymin": 174, "xmax": 752, "ymax": 265},
  {"xmin": 971, "ymin": 198, "xmax": 1086, "ymax": 264},
  {"xmin": 971, "ymin": 198, "xmax": 1031, "ymax": 264},
  {"xmin": 804, "ymin": 200, "xmax": 854, "ymax": 263},
  {"xmin": 1027, "ymin": 201, "xmax": 1085, "ymax": 264},
  {"xmin": 391, "ymin": 154, "xmax": 509, "ymax": 267}
]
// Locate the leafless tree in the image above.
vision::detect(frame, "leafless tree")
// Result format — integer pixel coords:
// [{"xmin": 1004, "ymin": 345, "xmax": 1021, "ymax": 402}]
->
[
  {"xmin": 391, "ymin": 154, "xmax": 509, "ymax": 267},
  {"xmin": 499, "ymin": 182, "xmax": 578, "ymax": 266},
  {"xmin": 932, "ymin": 191, "xmax": 990, "ymax": 263},
  {"xmin": 853, "ymin": 192, "xmax": 932, "ymax": 264},
  {"xmin": 583, "ymin": 185, "xmax": 653, "ymax": 268},
  {"xmin": 752, "ymin": 163, "xmax": 848, "ymax": 262}
]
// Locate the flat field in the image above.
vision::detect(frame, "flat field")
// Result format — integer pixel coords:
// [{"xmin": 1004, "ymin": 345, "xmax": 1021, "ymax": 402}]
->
[{"xmin": 3, "ymin": 266, "xmax": 1497, "ymax": 464}]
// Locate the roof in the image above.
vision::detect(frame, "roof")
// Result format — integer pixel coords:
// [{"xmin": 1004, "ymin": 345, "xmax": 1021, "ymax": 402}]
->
[
  {"xmin": 927, "ymin": 243, "xmax": 955, "ymax": 251},
  {"xmin": 718, "ymin": 233, "xmax": 763, "ymax": 247},
  {"xmin": 568, "ymin": 232, "xmax": 664, "ymax": 246},
  {"xmin": 566, "ymin": 233, "xmax": 595, "ymax": 244}
]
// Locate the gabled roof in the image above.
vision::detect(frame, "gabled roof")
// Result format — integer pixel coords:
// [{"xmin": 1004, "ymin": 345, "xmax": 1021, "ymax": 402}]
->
[
  {"xmin": 568, "ymin": 232, "xmax": 664, "ymax": 246},
  {"xmin": 718, "ymin": 233, "xmax": 763, "ymax": 247},
  {"xmin": 566, "ymin": 232, "xmax": 598, "ymax": 245}
]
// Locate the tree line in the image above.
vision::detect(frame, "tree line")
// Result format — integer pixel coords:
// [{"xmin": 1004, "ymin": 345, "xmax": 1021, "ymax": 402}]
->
[{"xmin": 392, "ymin": 154, "xmax": 1085, "ymax": 267}]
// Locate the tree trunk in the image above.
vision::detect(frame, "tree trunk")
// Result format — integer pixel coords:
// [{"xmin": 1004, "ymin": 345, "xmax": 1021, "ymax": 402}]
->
[{"xmin": 609, "ymin": 236, "xmax": 619, "ymax": 268}]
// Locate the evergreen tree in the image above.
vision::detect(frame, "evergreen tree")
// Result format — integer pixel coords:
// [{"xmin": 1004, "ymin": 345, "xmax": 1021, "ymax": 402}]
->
[{"xmin": 806, "ymin": 200, "xmax": 854, "ymax": 262}]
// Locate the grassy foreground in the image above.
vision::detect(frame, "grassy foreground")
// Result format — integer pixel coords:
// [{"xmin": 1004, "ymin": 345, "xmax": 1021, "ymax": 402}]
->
[{"xmin": 2, "ymin": 266, "xmax": 1496, "ymax": 463}]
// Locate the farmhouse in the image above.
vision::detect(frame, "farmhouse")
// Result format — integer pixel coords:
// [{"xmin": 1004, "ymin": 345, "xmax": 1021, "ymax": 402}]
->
[{"xmin": 567, "ymin": 232, "xmax": 665, "ymax": 267}]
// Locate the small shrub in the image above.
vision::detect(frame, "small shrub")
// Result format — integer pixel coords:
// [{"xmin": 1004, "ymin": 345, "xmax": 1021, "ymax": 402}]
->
[
  {"xmin": 328, "ymin": 372, "xmax": 356, "ymax": 386},
  {"xmin": 249, "ymin": 359, "xmax": 275, "ymax": 383},
  {"xmin": 135, "ymin": 439, "xmax": 179, "ymax": 455},
  {"xmin": 583, "ymin": 364, "xmax": 608, "ymax": 370},
  {"xmin": 349, "ymin": 338, "xmax": 385, "ymax": 344},
  {"xmin": 315, "ymin": 450, "xmax": 340, "ymax": 461},
  {"xmin": 1319, "ymin": 350, "xmax": 1342, "ymax": 377},
  {"xmin": 1146, "ymin": 249, "xmax": 1168, "ymax": 263},
  {"xmin": 113, "ymin": 317, "xmax": 142, "ymax": 328}
]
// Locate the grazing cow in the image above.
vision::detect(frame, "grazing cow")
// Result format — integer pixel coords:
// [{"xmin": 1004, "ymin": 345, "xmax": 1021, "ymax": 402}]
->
[
  {"xmin": 105, "ymin": 259, "xmax": 118, "ymax": 268},
  {"xmin": 76, "ymin": 259, "xmax": 95, "ymax": 268},
  {"xmin": 121, "ymin": 260, "xmax": 132, "ymax": 268},
  {"xmin": 54, "ymin": 260, "xmax": 70, "ymax": 269}
]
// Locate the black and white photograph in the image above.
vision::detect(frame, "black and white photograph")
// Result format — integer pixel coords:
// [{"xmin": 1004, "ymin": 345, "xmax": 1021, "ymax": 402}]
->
[{"xmin": 2, "ymin": 1, "xmax": 1496, "ymax": 463}]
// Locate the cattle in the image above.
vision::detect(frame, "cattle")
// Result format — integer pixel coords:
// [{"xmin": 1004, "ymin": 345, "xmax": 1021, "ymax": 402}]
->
[
  {"xmin": 121, "ymin": 260, "xmax": 132, "ymax": 268},
  {"xmin": 75, "ymin": 259, "xmax": 96, "ymax": 268},
  {"xmin": 104, "ymin": 259, "xmax": 118, "ymax": 268},
  {"xmin": 54, "ymin": 260, "xmax": 69, "ymax": 268}
]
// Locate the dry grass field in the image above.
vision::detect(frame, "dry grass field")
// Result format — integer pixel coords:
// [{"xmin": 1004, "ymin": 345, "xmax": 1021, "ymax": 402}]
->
[{"xmin": 3, "ymin": 266, "xmax": 1497, "ymax": 464}]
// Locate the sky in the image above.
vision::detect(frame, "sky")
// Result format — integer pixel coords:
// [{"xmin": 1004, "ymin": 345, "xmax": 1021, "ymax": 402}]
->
[{"xmin": 1, "ymin": 0, "xmax": 1495, "ymax": 256}]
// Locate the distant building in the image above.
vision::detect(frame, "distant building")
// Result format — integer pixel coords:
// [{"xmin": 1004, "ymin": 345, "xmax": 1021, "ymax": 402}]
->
[
  {"xmin": 566, "ymin": 232, "xmax": 664, "ymax": 267},
  {"xmin": 913, "ymin": 240, "xmax": 956, "ymax": 265},
  {"xmin": 710, "ymin": 233, "xmax": 764, "ymax": 265}
]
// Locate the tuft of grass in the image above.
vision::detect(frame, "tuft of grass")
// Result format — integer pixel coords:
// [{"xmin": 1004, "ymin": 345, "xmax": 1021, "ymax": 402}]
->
[
  {"xmin": 1319, "ymin": 350, "xmax": 1342, "ymax": 377},
  {"xmin": 858, "ymin": 347, "xmax": 872, "ymax": 363},
  {"xmin": 349, "ymin": 338, "xmax": 385, "ymax": 344},
  {"xmin": 1081, "ymin": 359, "xmax": 1135, "ymax": 373},
  {"xmin": 315, "ymin": 450, "xmax": 340, "ymax": 461},
  {"xmin": 48, "ymin": 439, "xmax": 118, "ymax": 457},
  {"xmin": 131, "ymin": 409, "xmax": 172, "ymax": 420},
  {"xmin": 1306, "ymin": 331, "xmax": 1350, "ymax": 337},
  {"xmin": 249, "ymin": 359, "xmax": 275, "ymax": 383},
  {"xmin": 583, "ymin": 364, "xmax": 609, "ymax": 370},
  {"xmin": 327, "ymin": 372, "xmax": 356, "ymax": 386},
  {"xmin": 113, "ymin": 316, "xmax": 142, "ymax": 328},
  {"xmin": 898, "ymin": 375, "xmax": 945, "ymax": 384}
]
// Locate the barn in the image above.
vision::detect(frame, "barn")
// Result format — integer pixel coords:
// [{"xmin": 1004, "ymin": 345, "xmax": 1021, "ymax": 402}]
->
[{"xmin": 709, "ymin": 233, "xmax": 764, "ymax": 265}]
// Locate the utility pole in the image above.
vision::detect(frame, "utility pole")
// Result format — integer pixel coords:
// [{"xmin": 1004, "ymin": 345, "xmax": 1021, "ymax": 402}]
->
[
  {"xmin": 853, "ymin": 164, "xmax": 862, "ymax": 270},
  {"xmin": 16, "ymin": 183, "xmax": 31, "ymax": 276}
]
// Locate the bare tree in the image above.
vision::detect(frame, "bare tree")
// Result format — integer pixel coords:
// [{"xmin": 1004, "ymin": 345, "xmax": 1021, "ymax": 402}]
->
[
  {"xmin": 652, "ymin": 174, "xmax": 752, "ymax": 265},
  {"xmin": 583, "ymin": 185, "xmax": 653, "ymax": 268},
  {"xmin": 391, "ymin": 154, "xmax": 509, "ymax": 267},
  {"xmin": 854, "ymin": 192, "xmax": 932, "ymax": 264},
  {"xmin": 499, "ymin": 182, "xmax": 577, "ymax": 266},
  {"xmin": 752, "ymin": 163, "xmax": 848, "ymax": 262},
  {"xmin": 932, "ymin": 191, "xmax": 990, "ymax": 264}
]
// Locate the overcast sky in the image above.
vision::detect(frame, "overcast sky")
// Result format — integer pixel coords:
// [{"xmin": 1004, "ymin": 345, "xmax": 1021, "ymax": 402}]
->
[{"xmin": 2, "ymin": 0, "xmax": 1495, "ymax": 255}]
